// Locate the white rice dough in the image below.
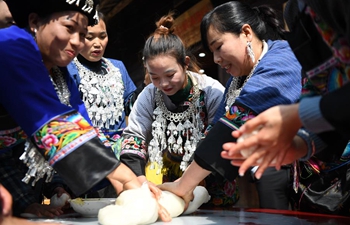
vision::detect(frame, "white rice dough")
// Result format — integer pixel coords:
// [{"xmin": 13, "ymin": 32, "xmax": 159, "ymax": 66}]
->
[
  {"xmin": 237, "ymin": 130, "xmax": 276, "ymax": 164},
  {"xmin": 50, "ymin": 193, "xmax": 70, "ymax": 207},
  {"xmin": 183, "ymin": 186, "xmax": 211, "ymax": 215},
  {"xmin": 98, "ymin": 184, "xmax": 210, "ymax": 225},
  {"xmin": 98, "ymin": 184, "xmax": 158, "ymax": 225},
  {"xmin": 237, "ymin": 130, "xmax": 259, "ymax": 158}
]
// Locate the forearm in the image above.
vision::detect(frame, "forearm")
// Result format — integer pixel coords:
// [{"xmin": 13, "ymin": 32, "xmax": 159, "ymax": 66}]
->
[
  {"xmin": 177, "ymin": 161, "xmax": 210, "ymax": 196},
  {"xmin": 107, "ymin": 163, "xmax": 141, "ymax": 190},
  {"xmin": 299, "ymin": 96, "xmax": 334, "ymax": 133}
]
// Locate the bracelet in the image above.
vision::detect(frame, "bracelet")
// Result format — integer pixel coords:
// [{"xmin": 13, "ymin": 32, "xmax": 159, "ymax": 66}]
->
[{"xmin": 296, "ymin": 129, "xmax": 315, "ymax": 161}]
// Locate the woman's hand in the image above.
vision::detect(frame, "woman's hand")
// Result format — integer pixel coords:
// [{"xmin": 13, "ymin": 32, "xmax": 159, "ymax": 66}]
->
[
  {"xmin": 221, "ymin": 104, "xmax": 302, "ymax": 179},
  {"xmin": 142, "ymin": 177, "xmax": 171, "ymax": 222},
  {"xmin": 158, "ymin": 179, "xmax": 195, "ymax": 211}
]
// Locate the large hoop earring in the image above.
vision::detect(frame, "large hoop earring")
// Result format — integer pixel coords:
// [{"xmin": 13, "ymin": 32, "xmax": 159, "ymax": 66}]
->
[{"xmin": 247, "ymin": 41, "xmax": 255, "ymax": 63}]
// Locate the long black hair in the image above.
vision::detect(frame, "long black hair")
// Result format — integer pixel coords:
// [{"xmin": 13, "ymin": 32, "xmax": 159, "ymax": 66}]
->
[{"xmin": 201, "ymin": 1, "xmax": 285, "ymax": 52}]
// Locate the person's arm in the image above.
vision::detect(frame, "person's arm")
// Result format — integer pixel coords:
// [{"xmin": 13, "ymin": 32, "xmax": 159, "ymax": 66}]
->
[
  {"xmin": 298, "ymin": 96, "xmax": 334, "ymax": 133},
  {"xmin": 318, "ymin": 81, "xmax": 350, "ymax": 138},
  {"xmin": 120, "ymin": 85, "xmax": 156, "ymax": 176},
  {"xmin": 0, "ymin": 27, "xmax": 137, "ymax": 196},
  {"xmin": 158, "ymin": 161, "xmax": 210, "ymax": 209}
]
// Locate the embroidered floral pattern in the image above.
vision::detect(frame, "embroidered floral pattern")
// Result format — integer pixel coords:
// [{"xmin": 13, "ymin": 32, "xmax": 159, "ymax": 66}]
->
[
  {"xmin": 224, "ymin": 105, "xmax": 256, "ymax": 127},
  {"xmin": 303, "ymin": 7, "xmax": 350, "ymax": 95},
  {"xmin": 0, "ymin": 128, "xmax": 27, "ymax": 149},
  {"xmin": 33, "ymin": 111, "xmax": 95, "ymax": 164},
  {"xmin": 120, "ymin": 135, "xmax": 147, "ymax": 160},
  {"xmin": 205, "ymin": 176, "xmax": 239, "ymax": 206}
]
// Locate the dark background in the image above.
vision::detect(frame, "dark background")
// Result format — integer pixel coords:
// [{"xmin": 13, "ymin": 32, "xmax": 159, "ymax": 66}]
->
[{"xmin": 99, "ymin": 0, "xmax": 287, "ymax": 87}]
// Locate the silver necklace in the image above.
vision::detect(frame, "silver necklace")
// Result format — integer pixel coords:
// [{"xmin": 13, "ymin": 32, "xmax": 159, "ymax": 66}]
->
[
  {"xmin": 148, "ymin": 72, "xmax": 204, "ymax": 174},
  {"xmin": 50, "ymin": 67, "xmax": 71, "ymax": 106},
  {"xmin": 73, "ymin": 57, "xmax": 125, "ymax": 129},
  {"xmin": 225, "ymin": 40, "xmax": 268, "ymax": 111}
]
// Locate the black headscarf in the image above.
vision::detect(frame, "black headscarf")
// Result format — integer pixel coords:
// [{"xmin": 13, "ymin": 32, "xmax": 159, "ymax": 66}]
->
[{"xmin": 6, "ymin": 0, "xmax": 100, "ymax": 27}]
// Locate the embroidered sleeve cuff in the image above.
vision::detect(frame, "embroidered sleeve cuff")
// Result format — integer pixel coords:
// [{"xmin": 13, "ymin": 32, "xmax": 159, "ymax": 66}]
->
[
  {"xmin": 299, "ymin": 96, "xmax": 334, "ymax": 133},
  {"xmin": 53, "ymin": 137, "xmax": 120, "ymax": 196}
]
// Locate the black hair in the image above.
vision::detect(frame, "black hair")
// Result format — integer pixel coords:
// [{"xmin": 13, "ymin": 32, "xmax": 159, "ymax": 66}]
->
[
  {"xmin": 143, "ymin": 12, "xmax": 200, "ymax": 73},
  {"xmin": 201, "ymin": 1, "xmax": 285, "ymax": 52}
]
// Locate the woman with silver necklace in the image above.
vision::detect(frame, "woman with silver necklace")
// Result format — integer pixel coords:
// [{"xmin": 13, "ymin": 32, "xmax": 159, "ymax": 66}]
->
[
  {"xmin": 58, "ymin": 12, "xmax": 137, "ymax": 197},
  {"xmin": 0, "ymin": 0, "xmax": 172, "ymax": 223},
  {"xmin": 68, "ymin": 12, "xmax": 136, "ymax": 142},
  {"xmin": 118, "ymin": 13, "xmax": 242, "ymax": 207},
  {"xmin": 159, "ymin": 1, "xmax": 302, "ymax": 210}
]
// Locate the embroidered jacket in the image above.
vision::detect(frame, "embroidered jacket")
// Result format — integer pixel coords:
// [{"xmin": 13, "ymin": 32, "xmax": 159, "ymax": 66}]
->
[
  {"xmin": 194, "ymin": 40, "xmax": 302, "ymax": 181},
  {"xmin": 0, "ymin": 26, "xmax": 121, "ymax": 196},
  {"xmin": 120, "ymin": 71, "xmax": 225, "ymax": 176}
]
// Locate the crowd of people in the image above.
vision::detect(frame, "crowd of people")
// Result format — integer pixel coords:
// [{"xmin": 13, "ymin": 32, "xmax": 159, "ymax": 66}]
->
[{"xmin": 1, "ymin": 0, "xmax": 349, "ymax": 224}]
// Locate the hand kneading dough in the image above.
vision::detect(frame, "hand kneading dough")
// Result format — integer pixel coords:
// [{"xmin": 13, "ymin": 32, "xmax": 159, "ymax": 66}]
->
[
  {"xmin": 50, "ymin": 193, "xmax": 70, "ymax": 207},
  {"xmin": 98, "ymin": 184, "xmax": 211, "ymax": 225},
  {"xmin": 183, "ymin": 186, "xmax": 211, "ymax": 215},
  {"xmin": 98, "ymin": 184, "xmax": 158, "ymax": 225}
]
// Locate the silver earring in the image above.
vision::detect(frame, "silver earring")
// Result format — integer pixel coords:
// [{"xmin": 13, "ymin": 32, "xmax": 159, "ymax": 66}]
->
[
  {"xmin": 247, "ymin": 41, "xmax": 255, "ymax": 63},
  {"xmin": 32, "ymin": 28, "xmax": 37, "ymax": 41}
]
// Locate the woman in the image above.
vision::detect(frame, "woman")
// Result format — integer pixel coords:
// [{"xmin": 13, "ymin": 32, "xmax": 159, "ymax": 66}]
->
[
  {"xmin": 0, "ymin": 0, "xmax": 169, "ymax": 221},
  {"xmin": 67, "ymin": 12, "xmax": 136, "ymax": 137},
  {"xmin": 119, "ymin": 13, "xmax": 238, "ymax": 206},
  {"xmin": 222, "ymin": 0, "xmax": 350, "ymax": 215},
  {"xmin": 59, "ymin": 12, "xmax": 136, "ymax": 197},
  {"xmin": 159, "ymin": 1, "xmax": 302, "ymax": 210}
]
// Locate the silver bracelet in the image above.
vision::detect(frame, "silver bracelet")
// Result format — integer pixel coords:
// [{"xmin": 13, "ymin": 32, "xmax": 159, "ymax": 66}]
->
[{"xmin": 296, "ymin": 129, "xmax": 316, "ymax": 161}]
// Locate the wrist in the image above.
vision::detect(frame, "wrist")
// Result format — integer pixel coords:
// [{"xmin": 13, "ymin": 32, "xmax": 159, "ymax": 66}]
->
[
  {"xmin": 296, "ymin": 129, "xmax": 315, "ymax": 161},
  {"xmin": 108, "ymin": 163, "xmax": 141, "ymax": 190}
]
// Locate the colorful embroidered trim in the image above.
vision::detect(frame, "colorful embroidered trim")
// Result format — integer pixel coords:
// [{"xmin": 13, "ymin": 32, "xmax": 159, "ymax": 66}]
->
[
  {"xmin": 306, "ymin": 57, "xmax": 338, "ymax": 78},
  {"xmin": 120, "ymin": 136, "xmax": 147, "ymax": 160},
  {"xmin": 219, "ymin": 104, "xmax": 256, "ymax": 130},
  {"xmin": 0, "ymin": 128, "xmax": 27, "ymax": 149},
  {"xmin": 33, "ymin": 111, "xmax": 96, "ymax": 165}
]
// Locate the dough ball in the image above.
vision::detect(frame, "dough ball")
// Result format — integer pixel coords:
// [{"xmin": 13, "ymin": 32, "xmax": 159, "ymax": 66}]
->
[
  {"xmin": 98, "ymin": 184, "xmax": 158, "ymax": 225},
  {"xmin": 158, "ymin": 191, "xmax": 185, "ymax": 218},
  {"xmin": 237, "ymin": 130, "xmax": 259, "ymax": 158},
  {"xmin": 50, "ymin": 193, "xmax": 70, "ymax": 207},
  {"xmin": 183, "ymin": 186, "xmax": 210, "ymax": 215}
]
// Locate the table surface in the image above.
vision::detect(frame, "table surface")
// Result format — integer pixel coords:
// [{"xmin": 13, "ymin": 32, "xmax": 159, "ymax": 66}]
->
[{"xmin": 28, "ymin": 208, "xmax": 350, "ymax": 225}]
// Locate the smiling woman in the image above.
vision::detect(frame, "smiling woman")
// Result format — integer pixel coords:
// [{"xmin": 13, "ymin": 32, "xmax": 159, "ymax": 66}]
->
[
  {"xmin": 118, "ymin": 12, "xmax": 238, "ymax": 207},
  {"xmin": 0, "ymin": 0, "xmax": 170, "ymax": 222},
  {"xmin": 58, "ymin": 12, "xmax": 137, "ymax": 197}
]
